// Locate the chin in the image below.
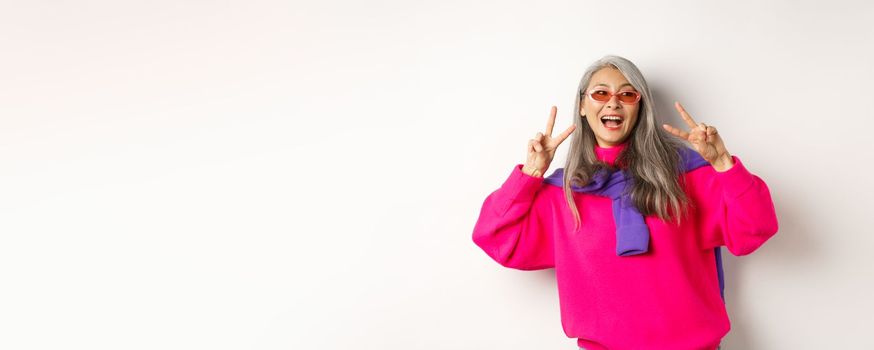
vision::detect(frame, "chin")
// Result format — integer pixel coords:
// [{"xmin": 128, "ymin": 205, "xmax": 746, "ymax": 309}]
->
[{"xmin": 598, "ymin": 132, "xmax": 628, "ymax": 143}]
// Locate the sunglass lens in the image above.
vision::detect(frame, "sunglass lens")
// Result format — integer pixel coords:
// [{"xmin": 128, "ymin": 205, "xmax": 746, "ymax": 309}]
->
[
  {"xmin": 618, "ymin": 92, "xmax": 639, "ymax": 103},
  {"xmin": 591, "ymin": 91, "xmax": 610, "ymax": 102}
]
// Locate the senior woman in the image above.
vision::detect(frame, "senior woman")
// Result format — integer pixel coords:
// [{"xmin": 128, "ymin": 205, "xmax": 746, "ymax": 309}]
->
[{"xmin": 471, "ymin": 55, "xmax": 778, "ymax": 350}]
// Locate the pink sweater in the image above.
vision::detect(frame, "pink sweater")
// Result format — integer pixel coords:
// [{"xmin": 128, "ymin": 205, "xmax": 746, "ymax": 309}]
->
[{"xmin": 471, "ymin": 142, "xmax": 779, "ymax": 350}]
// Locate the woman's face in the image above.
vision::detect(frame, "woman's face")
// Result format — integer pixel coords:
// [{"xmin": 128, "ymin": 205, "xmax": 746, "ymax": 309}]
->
[{"xmin": 580, "ymin": 67, "xmax": 641, "ymax": 147}]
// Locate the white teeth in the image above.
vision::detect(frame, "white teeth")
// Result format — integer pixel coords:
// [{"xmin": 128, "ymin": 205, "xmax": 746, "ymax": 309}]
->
[{"xmin": 601, "ymin": 115, "xmax": 622, "ymax": 121}]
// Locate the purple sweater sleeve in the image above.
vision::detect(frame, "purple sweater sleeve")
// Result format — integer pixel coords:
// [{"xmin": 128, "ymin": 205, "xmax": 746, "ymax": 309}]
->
[
  {"xmin": 686, "ymin": 156, "xmax": 780, "ymax": 256},
  {"xmin": 471, "ymin": 164, "xmax": 556, "ymax": 270}
]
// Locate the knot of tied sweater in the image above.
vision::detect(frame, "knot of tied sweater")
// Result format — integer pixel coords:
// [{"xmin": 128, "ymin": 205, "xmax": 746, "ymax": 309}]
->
[{"xmin": 543, "ymin": 144, "xmax": 710, "ymax": 256}]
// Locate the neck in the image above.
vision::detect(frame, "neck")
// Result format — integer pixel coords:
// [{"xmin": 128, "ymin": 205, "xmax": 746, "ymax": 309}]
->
[{"xmin": 594, "ymin": 140, "xmax": 628, "ymax": 165}]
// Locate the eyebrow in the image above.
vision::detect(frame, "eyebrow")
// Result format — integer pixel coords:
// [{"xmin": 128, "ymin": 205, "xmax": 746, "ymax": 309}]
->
[{"xmin": 594, "ymin": 83, "xmax": 634, "ymax": 89}]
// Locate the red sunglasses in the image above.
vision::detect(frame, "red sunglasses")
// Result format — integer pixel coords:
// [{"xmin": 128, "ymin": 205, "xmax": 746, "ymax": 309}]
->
[{"xmin": 581, "ymin": 89, "xmax": 641, "ymax": 104}]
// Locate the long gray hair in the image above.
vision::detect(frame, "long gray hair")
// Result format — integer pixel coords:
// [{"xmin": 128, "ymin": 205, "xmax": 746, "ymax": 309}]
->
[{"xmin": 563, "ymin": 55, "xmax": 690, "ymax": 231}]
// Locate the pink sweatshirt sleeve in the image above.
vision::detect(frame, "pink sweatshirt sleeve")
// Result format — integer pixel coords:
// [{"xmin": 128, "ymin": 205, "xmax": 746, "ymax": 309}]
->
[
  {"xmin": 686, "ymin": 155, "xmax": 780, "ymax": 256},
  {"xmin": 471, "ymin": 164, "xmax": 556, "ymax": 270}
]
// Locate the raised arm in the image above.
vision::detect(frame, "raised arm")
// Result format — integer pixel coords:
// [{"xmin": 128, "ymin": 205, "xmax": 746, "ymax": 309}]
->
[
  {"xmin": 472, "ymin": 106, "xmax": 574, "ymax": 270},
  {"xmin": 663, "ymin": 101, "xmax": 779, "ymax": 255}
]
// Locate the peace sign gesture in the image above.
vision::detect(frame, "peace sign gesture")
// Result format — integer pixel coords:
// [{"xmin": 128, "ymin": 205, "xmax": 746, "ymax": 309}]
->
[
  {"xmin": 662, "ymin": 101, "xmax": 734, "ymax": 172},
  {"xmin": 523, "ymin": 106, "xmax": 577, "ymax": 177}
]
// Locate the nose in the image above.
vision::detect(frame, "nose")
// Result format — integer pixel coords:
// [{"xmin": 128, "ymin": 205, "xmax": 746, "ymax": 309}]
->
[{"xmin": 605, "ymin": 94, "xmax": 622, "ymax": 109}]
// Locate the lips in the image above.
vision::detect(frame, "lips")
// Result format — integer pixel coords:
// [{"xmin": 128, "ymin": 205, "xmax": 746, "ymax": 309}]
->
[{"xmin": 600, "ymin": 114, "xmax": 624, "ymax": 130}]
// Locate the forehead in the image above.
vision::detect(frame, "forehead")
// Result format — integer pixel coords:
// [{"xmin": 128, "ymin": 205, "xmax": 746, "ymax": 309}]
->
[{"xmin": 588, "ymin": 67, "xmax": 634, "ymax": 90}]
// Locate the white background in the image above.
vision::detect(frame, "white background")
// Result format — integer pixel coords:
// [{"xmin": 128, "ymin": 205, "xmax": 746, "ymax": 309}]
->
[{"xmin": 2, "ymin": 1, "xmax": 873, "ymax": 349}]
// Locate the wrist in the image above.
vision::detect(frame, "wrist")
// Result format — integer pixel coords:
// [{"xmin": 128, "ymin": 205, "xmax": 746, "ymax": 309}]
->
[
  {"xmin": 711, "ymin": 152, "xmax": 734, "ymax": 172},
  {"xmin": 522, "ymin": 164, "xmax": 544, "ymax": 177}
]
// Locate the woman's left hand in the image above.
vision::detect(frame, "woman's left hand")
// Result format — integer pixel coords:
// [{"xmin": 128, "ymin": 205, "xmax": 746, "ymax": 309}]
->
[{"xmin": 662, "ymin": 101, "xmax": 734, "ymax": 172}]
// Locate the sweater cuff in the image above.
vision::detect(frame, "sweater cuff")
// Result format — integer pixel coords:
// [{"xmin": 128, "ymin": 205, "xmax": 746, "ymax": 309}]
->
[
  {"xmin": 714, "ymin": 156, "xmax": 756, "ymax": 200},
  {"xmin": 509, "ymin": 163, "xmax": 545, "ymax": 196},
  {"xmin": 493, "ymin": 164, "xmax": 545, "ymax": 216}
]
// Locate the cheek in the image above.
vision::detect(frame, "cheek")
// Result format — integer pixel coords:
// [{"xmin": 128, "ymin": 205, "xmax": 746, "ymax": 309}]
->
[
  {"xmin": 585, "ymin": 112, "xmax": 601, "ymax": 128},
  {"xmin": 585, "ymin": 116, "xmax": 597, "ymax": 129},
  {"xmin": 627, "ymin": 110, "xmax": 641, "ymax": 128},
  {"xmin": 584, "ymin": 106, "xmax": 599, "ymax": 124}
]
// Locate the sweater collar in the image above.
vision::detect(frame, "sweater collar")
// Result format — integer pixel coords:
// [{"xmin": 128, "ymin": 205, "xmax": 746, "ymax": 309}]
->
[{"xmin": 594, "ymin": 141, "xmax": 628, "ymax": 165}]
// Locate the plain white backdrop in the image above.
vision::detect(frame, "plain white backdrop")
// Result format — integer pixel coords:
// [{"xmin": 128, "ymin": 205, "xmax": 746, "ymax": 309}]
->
[{"xmin": 1, "ymin": 0, "xmax": 873, "ymax": 349}]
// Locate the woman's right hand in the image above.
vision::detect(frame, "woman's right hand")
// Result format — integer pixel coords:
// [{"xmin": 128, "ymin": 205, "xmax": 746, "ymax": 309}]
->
[{"xmin": 523, "ymin": 106, "xmax": 577, "ymax": 177}]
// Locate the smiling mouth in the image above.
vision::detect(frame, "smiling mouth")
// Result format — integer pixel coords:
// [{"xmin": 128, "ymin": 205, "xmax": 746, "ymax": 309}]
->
[{"xmin": 600, "ymin": 115, "xmax": 624, "ymax": 129}]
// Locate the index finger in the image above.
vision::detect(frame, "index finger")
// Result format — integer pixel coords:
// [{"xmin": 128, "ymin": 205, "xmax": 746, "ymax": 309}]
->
[
  {"xmin": 552, "ymin": 124, "xmax": 576, "ymax": 147},
  {"xmin": 674, "ymin": 101, "xmax": 699, "ymax": 129},
  {"xmin": 545, "ymin": 106, "xmax": 557, "ymax": 136}
]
